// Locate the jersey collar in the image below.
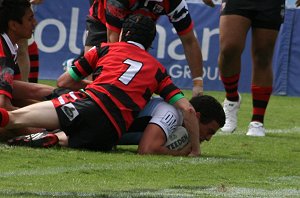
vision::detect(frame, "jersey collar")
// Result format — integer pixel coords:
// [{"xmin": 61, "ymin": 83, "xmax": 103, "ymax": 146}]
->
[
  {"xmin": 127, "ymin": 41, "xmax": 145, "ymax": 50},
  {"xmin": 1, "ymin": 33, "xmax": 18, "ymax": 57}
]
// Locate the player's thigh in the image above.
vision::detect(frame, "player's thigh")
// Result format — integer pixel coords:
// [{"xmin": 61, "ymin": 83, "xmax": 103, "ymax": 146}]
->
[
  {"xmin": 251, "ymin": 28, "xmax": 279, "ymax": 66},
  {"xmin": 219, "ymin": 15, "xmax": 251, "ymax": 55},
  {"xmin": 10, "ymin": 100, "xmax": 59, "ymax": 129}
]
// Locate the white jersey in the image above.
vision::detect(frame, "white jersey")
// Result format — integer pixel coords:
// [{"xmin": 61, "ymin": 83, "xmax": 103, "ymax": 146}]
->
[{"xmin": 138, "ymin": 96, "xmax": 183, "ymax": 139}]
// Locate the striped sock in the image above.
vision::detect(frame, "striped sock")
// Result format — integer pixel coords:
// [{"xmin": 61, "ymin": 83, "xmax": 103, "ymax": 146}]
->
[
  {"xmin": 251, "ymin": 85, "xmax": 272, "ymax": 123},
  {"xmin": 0, "ymin": 108, "xmax": 9, "ymax": 127},
  {"xmin": 220, "ymin": 73, "xmax": 240, "ymax": 101},
  {"xmin": 28, "ymin": 41, "xmax": 39, "ymax": 83}
]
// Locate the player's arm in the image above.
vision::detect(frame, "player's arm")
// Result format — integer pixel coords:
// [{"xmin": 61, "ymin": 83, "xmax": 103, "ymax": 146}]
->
[
  {"xmin": 57, "ymin": 46, "xmax": 101, "ymax": 90},
  {"xmin": 16, "ymin": 39, "xmax": 30, "ymax": 82},
  {"xmin": 170, "ymin": 96, "xmax": 200, "ymax": 157},
  {"xmin": 138, "ymin": 124, "xmax": 191, "ymax": 156},
  {"xmin": 179, "ymin": 30, "xmax": 204, "ymax": 96},
  {"xmin": 12, "ymin": 80, "xmax": 54, "ymax": 101},
  {"xmin": 57, "ymin": 70, "xmax": 90, "ymax": 91}
]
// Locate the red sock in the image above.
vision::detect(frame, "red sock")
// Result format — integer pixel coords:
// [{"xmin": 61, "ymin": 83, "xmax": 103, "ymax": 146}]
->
[
  {"xmin": 251, "ymin": 85, "xmax": 272, "ymax": 123},
  {"xmin": 0, "ymin": 108, "xmax": 9, "ymax": 127},
  {"xmin": 220, "ymin": 73, "xmax": 240, "ymax": 101}
]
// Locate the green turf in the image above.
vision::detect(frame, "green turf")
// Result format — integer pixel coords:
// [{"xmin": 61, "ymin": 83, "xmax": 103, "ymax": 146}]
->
[{"xmin": 1, "ymin": 81, "xmax": 299, "ymax": 197}]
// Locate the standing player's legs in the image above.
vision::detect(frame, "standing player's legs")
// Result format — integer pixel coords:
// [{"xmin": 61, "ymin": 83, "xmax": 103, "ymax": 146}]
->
[{"xmin": 218, "ymin": 14, "xmax": 251, "ymax": 133}]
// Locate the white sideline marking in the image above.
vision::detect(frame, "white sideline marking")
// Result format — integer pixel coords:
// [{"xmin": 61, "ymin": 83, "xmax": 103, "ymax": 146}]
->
[
  {"xmin": 218, "ymin": 126, "xmax": 300, "ymax": 135},
  {"xmin": 2, "ymin": 187, "xmax": 300, "ymax": 197},
  {"xmin": 266, "ymin": 127, "xmax": 300, "ymax": 133}
]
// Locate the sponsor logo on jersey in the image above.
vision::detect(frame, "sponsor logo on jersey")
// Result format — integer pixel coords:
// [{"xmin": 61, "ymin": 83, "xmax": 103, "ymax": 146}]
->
[
  {"xmin": 160, "ymin": 111, "xmax": 177, "ymax": 131},
  {"xmin": 61, "ymin": 103, "xmax": 79, "ymax": 121}
]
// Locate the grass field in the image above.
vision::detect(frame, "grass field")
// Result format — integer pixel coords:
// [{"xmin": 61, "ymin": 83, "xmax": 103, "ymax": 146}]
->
[{"xmin": 1, "ymin": 81, "xmax": 299, "ymax": 197}]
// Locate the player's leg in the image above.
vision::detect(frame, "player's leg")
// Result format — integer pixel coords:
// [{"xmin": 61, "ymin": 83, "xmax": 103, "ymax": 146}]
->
[
  {"xmin": 0, "ymin": 100, "xmax": 60, "ymax": 130},
  {"xmin": 218, "ymin": 14, "xmax": 251, "ymax": 133},
  {"xmin": 246, "ymin": 28, "xmax": 279, "ymax": 136},
  {"xmin": 246, "ymin": 0, "xmax": 284, "ymax": 136}
]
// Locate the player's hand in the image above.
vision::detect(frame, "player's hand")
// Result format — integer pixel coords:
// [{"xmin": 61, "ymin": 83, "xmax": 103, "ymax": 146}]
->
[
  {"xmin": 192, "ymin": 79, "xmax": 203, "ymax": 97},
  {"xmin": 202, "ymin": 0, "xmax": 215, "ymax": 7},
  {"xmin": 188, "ymin": 149, "xmax": 201, "ymax": 157},
  {"xmin": 296, "ymin": 0, "xmax": 300, "ymax": 7}
]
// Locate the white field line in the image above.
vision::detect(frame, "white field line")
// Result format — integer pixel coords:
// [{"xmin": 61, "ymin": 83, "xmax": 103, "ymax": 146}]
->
[
  {"xmin": 0, "ymin": 164, "xmax": 299, "ymax": 197},
  {"xmin": 1, "ymin": 187, "xmax": 300, "ymax": 198},
  {"xmin": 218, "ymin": 126, "xmax": 300, "ymax": 135},
  {"xmin": 0, "ymin": 157, "xmax": 246, "ymax": 178},
  {"xmin": 266, "ymin": 127, "xmax": 300, "ymax": 133}
]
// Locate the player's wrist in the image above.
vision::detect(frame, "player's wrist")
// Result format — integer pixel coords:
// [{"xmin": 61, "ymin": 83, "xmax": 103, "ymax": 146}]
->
[{"xmin": 192, "ymin": 77, "xmax": 203, "ymax": 87}]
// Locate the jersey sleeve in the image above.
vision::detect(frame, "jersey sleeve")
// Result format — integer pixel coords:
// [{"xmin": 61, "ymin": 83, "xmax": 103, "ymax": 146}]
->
[
  {"xmin": 0, "ymin": 56, "xmax": 14, "ymax": 99},
  {"xmin": 106, "ymin": 0, "xmax": 131, "ymax": 33},
  {"xmin": 154, "ymin": 66, "xmax": 182, "ymax": 102},
  {"xmin": 167, "ymin": 0, "xmax": 193, "ymax": 35},
  {"xmin": 71, "ymin": 45, "xmax": 109, "ymax": 80}
]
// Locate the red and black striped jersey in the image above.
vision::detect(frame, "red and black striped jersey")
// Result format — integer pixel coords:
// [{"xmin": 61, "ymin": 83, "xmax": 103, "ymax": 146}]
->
[
  {"xmin": 72, "ymin": 41, "xmax": 181, "ymax": 137},
  {"xmin": 0, "ymin": 35, "xmax": 18, "ymax": 100},
  {"xmin": 106, "ymin": 0, "xmax": 193, "ymax": 35},
  {"xmin": 89, "ymin": 0, "xmax": 107, "ymax": 25}
]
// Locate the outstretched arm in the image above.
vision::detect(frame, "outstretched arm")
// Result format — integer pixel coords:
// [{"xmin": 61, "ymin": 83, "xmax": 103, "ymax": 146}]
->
[
  {"xmin": 179, "ymin": 31, "xmax": 204, "ymax": 97},
  {"xmin": 173, "ymin": 98, "xmax": 200, "ymax": 156}
]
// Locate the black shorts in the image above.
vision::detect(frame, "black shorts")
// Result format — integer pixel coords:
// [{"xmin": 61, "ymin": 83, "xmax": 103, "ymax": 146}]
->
[
  {"xmin": 85, "ymin": 16, "xmax": 107, "ymax": 46},
  {"xmin": 55, "ymin": 95, "xmax": 118, "ymax": 151},
  {"xmin": 221, "ymin": 0, "xmax": 285, "ymax": 30}
]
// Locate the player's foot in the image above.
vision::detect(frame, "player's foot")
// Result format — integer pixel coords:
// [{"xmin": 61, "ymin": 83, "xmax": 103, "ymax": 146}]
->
[
  {"xmin": 7, "ymin": 131, "xmax": 59, "ymax": 148},
  {"xmin": 246, "ymin": 121, "xmax": 265, "ymax": 137},
  {"xmin": 221, "ymin": 94, "xmax": 241, "ymax": 133}
]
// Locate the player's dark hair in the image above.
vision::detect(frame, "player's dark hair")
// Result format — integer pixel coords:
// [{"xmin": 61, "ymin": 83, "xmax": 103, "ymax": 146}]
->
[
  {"xmin": 190, "ymin": 95, "xmax": 225, "ymax": 127},
  {"xmin": 0, "ymin": 0, "xmax": 31, "ymax": 33},
  {"xmin": 121, "ymin": 14, "xmax": 156, "ymax": 49}
]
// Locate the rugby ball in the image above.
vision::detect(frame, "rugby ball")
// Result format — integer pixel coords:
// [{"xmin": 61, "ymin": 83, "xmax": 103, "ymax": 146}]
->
[{"xmin": 164, "ymin": 126, "xmax": 189, "ymax": 150}]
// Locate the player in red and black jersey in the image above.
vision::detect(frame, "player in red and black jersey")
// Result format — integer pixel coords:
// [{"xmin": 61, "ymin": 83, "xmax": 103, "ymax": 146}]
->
[
  {"xmin": 0, "ymin": 0, "xmax": 53, "ymax": 112},
  {"xmin": 0, "ymin": 14, "xmax": 201, "ymax": 156},
  {"xmin": 105, "ymin": 0, "xmax": 204, "ymax": 97},
  {"xmin": 85, "ymin": 0, "xmax": 108, "ymax": 53}
]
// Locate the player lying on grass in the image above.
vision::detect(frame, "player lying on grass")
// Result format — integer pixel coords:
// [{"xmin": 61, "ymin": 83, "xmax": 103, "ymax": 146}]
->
[
  {"xmin": 7, "ymin": 95, "xmax": 225, "ymax": 156},
  {"xmin": 0, "ymin": 14, "xmax": 202, "ymax": 156}
]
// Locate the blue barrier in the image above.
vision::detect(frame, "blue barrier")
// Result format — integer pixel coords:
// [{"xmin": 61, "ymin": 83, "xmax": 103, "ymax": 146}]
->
[{"xmin": 33, "ymin": 1, "xmax": 300, "ymax": 96}]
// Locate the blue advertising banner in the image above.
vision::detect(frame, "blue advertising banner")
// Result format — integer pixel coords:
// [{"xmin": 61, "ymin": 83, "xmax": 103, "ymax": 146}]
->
[{"xmin": 33, "ymin": 1, "xmax": 300, "ymax": 96}]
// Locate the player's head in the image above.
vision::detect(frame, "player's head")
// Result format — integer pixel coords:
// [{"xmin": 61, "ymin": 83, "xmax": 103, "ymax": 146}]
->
[
  {"xmin": 120, "ymin": 14, "xmax": 156, "ymax": 50},
  {"xmin": 189, "ymin": 95, "xmax": 225, "ymax": 142},
  {"xmin": 0, "ymin": 0, "xmax": 32, "ymax": 34}
]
